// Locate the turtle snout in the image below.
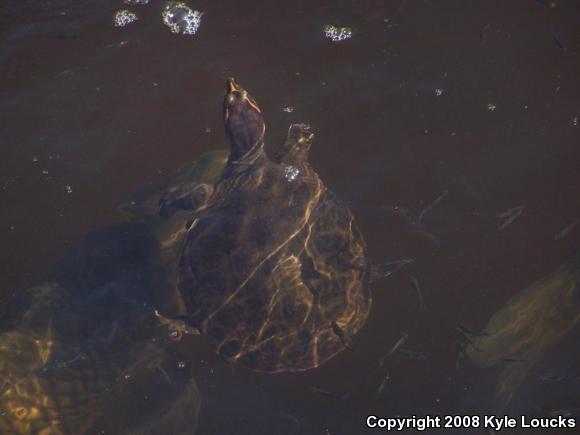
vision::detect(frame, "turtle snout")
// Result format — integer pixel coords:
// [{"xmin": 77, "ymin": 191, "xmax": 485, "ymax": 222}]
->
[{"xmin": 226, "ymin": 77, "xmax": 241, "ymax": 94}]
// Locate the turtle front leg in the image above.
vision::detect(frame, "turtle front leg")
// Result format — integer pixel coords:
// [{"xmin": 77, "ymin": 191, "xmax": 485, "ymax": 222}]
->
[{"xmin": 158, "ymin": 182, "xmax": 214, "ymax": 218}]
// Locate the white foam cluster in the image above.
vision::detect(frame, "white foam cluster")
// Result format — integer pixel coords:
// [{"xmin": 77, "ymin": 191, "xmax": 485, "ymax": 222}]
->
[
  {"xmin": 113, "ymin": 10, "xmax": 138, "ymax": 27},
  {"xmin": 284, "ymin": 165, "xmax": 300, "ymax": 182},
  {"xmin": 162, "ymin": 2, "xmax": 203, "ymax": 35},
  {"xmin": 323, "ymin": 25, "xmax": 353, "ymax": 42}
]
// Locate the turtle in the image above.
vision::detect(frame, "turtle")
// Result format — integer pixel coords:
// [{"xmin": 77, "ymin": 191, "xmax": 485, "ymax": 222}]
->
[
  {"xmin": 116, "ymin": 150, "xmax": 229, "ymax": 316},
  {"xmin": 0, "ymin": 280, "xmax": 201, "ymax": 435},
  {"xmin": 0, "ymin": 219, "xmax": 202, "ymax": 434},
  {"xmin": 158, "ymin": 78, "xmax": 410, "ymax": 372}
]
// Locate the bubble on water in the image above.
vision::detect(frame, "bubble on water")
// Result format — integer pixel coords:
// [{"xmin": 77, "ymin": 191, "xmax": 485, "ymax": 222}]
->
[
  {"xmin": 113, "ymin": 10, "xmax": 138, "ymax": 27},
  {"xmin": 162, "ymin": 2, "xmax": 203, "ymax": 35},
  {"xmin": 124, "ymin": 374, "xmax": 131, "ymax": 380},
  {"xmin": 284, "ymin": 165, "xmax": 300, "ymax": 182},
  {"xmin": 65, "ymin": 185, "xmax": 72, "ymax": 194},
  {"xmin": 9, "ymin": 226, "xmax": 15, "ymax": 231},
  {"xmin": 177, "ymin": 361, "xmax": 186, "ymax": 369},
  {"xmin": 573, "ymin": 116, "xmax": 578, "ymax": 127},
  {"xmin": 323, "ymin": 24, "xmax": 353, "ymax": 42},
  {"xmin": 282, "ymin": 106, "xmax": 294, "ymax": 113},
  {"xmin": 42, "ymin": 169, "xmax": 49, "ymax": 175},
  {"xmin": 32, "ymin": 156, "xmax": 39, "ymax": 162},
  {"xmin": 434, "ymin": 88, "xmax": 444, "ymax": 96},
  {"xmin": 487, "ymin": 103, "xmax": 497, "ymax": 112},
  {"xmin": 124, "ymin": 0, "xmax": 149, "ymax": 4}
]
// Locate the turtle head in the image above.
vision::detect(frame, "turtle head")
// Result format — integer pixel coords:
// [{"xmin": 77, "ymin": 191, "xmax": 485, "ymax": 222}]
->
[
  {"xmin": 223, "ymin": 78, "xmax": 265, "ymax": 162},
  {"xmin": 275, "ymin": 123, "xmax": 314, "ymax": 166}
]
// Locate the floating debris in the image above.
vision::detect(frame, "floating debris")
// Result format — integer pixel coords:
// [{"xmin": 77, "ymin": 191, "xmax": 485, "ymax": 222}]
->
[
  {"xmin": 409, "ymin": 277, "xmax": 424, "ymax": 311},
  {"xmin": 550, "ymin": 28, "xmax": 566, "ymax": 51},
  {"xmin": 372, "ymin": 258, "xmax": 414, "ymax": 281},
  {"xmin": 379, "ymin": 332, "xmax": 409, "ymax": 367},
  {"xmin": 418, "ymin": 189, "xmax": 448, "ymax": 221},
  {"xmin": 162, "ymin": 2, "xmax": 203, "ymax": 35},
  {"xmin": 392, "ymin": 205, "xmax": 419, "ymax": 225},
  {"xmin": 32, "ymin": 156, "xmax": 39, "ymax": 162},
  {"xmin": 434, "ymin": 88, "xmax": 444, "ymax": 96},
  {"xmin": 554, "ymin": 219, "xmax": 579, "ymax": 240},
  {"xmin": 309, "ymin": 386, "xmax": 348, "ymax": 401},
  {"xmin": 377, "ymin": 372, "xmax": 390, "ymax": 394},
  {"xmin": 124, "ymin": 0, "xmax": 150, "ymax": 4},
  {"xmin": 573, "ymin": 116, "xmax": 578, "ymax": 127},
  {"xmin": 113, "ymin": 9, "xmax": 138, "ymax": 27},
  {"xmin": 282, "ymin": 106, "xmax": 295, "ymax": 113},
  {"xmin": 65, "ymin": 185, "xmax": 73, "ymax": 194},
  {"xmin": 323, "ymin": 24, "xmax": 353, "ymax": 42},
  {"xmin": 496, "ymin": 205, "xmax": 525, "ymax": 230},
  {"xmin": 487, "ymin": 103, "xmax": 497, "ymax": 112}
]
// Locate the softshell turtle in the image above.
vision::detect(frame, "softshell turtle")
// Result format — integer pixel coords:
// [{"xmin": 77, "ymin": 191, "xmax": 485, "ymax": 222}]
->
[
  {"xmin": 117, "ymin": 150, "xmax": 228, "ymax": 316},
  {"xmin": 0, "ymin": 222, "xmax": 202, "ymax": 434},
  {"xmin": 159, "ymin": 78, "xmax": 402, "ymax": 372},
  {"xmin": 467, "ymin": 249, "xmax": 580, "ymax": 411},
  {"xmin": 0, "ymin": 281, "xmax": 201, "ymax": 435}
]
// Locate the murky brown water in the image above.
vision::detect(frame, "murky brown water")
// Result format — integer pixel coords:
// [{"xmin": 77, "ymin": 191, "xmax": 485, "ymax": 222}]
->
[{"xmin": 1, "ymin": 0, "xmax": 579, "ymax": 434}]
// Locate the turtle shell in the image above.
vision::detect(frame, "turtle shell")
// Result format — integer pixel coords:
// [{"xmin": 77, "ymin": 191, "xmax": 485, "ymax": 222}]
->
[
  {"xmin": 116, "ymin": 150, "xmax": 229, "ymax": 316},
  {"xmin": 0, "ymin": 282, "xmax": 201, "ymax": 435},
  {"xmin": 179, "ymin": 158, "xmax": 372, "ymax": 372}
]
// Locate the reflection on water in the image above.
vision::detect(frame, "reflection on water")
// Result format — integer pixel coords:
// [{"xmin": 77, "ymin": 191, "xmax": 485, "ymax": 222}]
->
[{"xmin": 1, "ymin": 0, "xmax": 580, "ymax": 433}]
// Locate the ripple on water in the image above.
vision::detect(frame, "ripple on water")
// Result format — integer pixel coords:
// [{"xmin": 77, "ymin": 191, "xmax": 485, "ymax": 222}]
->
[
  {"xmin": 123, "ymin": 0, "xmax": 150, "ymax": 4},
  {"xmin": 113, "ymin": 10, "xmax": 138, "ymax": 27},
  {"xmin": 162, "ymin": 1, "xmax": 203, "ymax": 36}
]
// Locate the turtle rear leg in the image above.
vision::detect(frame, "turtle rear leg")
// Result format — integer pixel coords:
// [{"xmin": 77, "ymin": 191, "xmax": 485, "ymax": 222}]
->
[{"xmin": 158, "ymin": 182, "xmax": 214, "ymax": 218}]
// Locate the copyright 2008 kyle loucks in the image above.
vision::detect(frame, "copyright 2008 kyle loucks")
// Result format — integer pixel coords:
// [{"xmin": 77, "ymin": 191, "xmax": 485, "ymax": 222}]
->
[{"xmin": 365, "ymin": 415, "xmax": 577, "ymax": 431}]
